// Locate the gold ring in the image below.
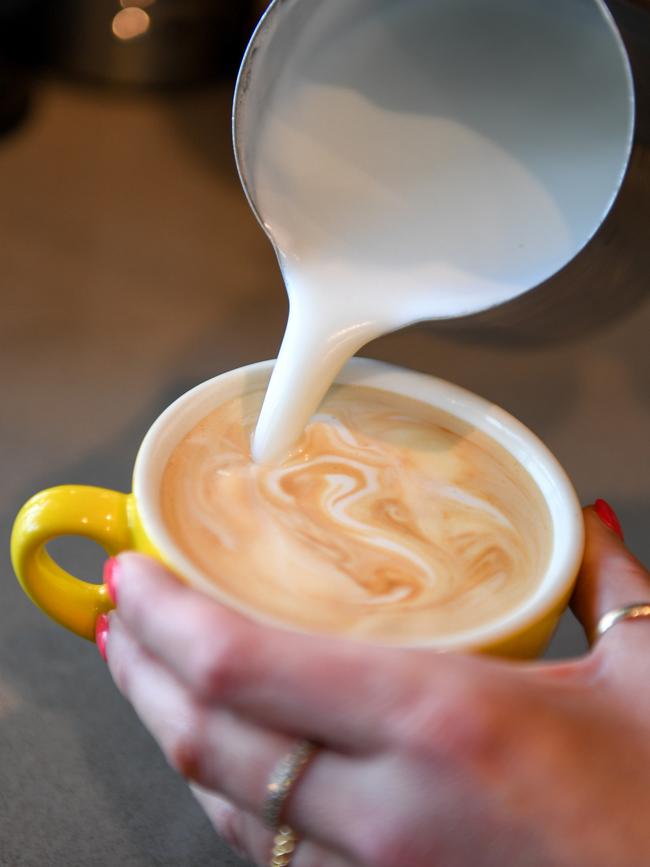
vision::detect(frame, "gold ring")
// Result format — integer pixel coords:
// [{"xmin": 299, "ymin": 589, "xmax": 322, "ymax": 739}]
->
[
  {"xmin": 263, "ymin": 740, "xmax": 318, "ymax": 867},
  {"xmin": 270, "ymin": 825, "xmax": 300, "ymax": 867},
  {"xmin": 595, "ymin": 603, "xmax": 650, "ymax": 641},
  {"xmin": 262, "ymin": 740, "xmax": 317, "ymax": 830}
]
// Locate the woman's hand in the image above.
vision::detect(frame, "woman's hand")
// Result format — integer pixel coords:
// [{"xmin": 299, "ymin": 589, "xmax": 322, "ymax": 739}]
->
[{"xmin": 99, "ymin": 505, "xmax": 650, "ymax": 867}]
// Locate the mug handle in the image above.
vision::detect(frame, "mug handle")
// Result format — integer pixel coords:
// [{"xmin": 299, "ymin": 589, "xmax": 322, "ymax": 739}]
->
[{"xmin": 11, "ymin": 486, "xmax": 133, "ymax": 641}]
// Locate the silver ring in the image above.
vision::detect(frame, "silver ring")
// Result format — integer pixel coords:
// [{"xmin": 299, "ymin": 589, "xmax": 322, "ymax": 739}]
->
[
  {"xmin": 262, "ymin": 740, "xmax": 318, "ymax": 831},
  {"xmin": 595, "ymin": 603, "xmax": 650, "ymax": 641}
]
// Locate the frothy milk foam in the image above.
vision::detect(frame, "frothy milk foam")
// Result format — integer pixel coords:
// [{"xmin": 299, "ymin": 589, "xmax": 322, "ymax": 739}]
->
[
  {"xmin": 162, "ymin": 387, "xmax": 551, "ymax": 643},
  {"xmin": 248, "ymin": 0, "xmax": 631, "ymax": 463}
]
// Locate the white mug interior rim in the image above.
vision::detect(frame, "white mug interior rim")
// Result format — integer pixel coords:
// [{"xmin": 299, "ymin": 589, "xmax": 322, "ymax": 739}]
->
[{"xmin": 133, "ymin": 358, "xmax": 584, "ymax": 650}]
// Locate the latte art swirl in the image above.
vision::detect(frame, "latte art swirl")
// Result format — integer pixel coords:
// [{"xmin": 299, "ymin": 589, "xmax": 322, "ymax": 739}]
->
[{"xmin": 162, "ymin": 387, "xmax": 551, "ymax": 643}]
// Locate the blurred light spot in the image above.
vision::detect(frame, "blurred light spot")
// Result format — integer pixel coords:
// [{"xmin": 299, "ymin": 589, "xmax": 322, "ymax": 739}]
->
[
  {"xmin": 112, "ymin": 7, "xmax": 151, "ymax": 41},
  {"xmin": 0, "ymin": 678, "xmax": 22, "ymax": 721}
]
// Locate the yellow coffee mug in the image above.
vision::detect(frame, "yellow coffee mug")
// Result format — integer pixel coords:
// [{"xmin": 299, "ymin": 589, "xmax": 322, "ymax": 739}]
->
[{"xmin": 11, "ymin": 359, "xmax": 585, "ymax": 657}]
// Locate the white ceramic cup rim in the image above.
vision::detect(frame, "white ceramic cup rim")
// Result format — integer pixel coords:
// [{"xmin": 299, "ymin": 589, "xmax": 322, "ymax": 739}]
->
[{"xmin": 133, "ymin": 358, "xmax": 584, "ymax": 650}]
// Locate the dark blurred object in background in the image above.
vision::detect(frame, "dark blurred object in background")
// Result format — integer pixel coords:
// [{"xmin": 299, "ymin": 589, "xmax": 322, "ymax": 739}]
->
[
  {"xmin": 610, "ymin": 0, "xmax": 650, "ymax": 143},
  {"xmin": 50, "ymin": 0, "xmax": 255, "ymax": 87},
  {"xmin": 0, "ymin": 0, "xmax": 47, "ymax": 134}
]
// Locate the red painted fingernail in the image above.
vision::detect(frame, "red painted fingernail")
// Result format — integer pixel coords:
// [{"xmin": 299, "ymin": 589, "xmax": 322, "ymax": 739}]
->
[
  {"xmin": 95, "ymin": 613, "xmax": 110, "ymax": 662},
  {"xmin": 594, "ymin": 499, "xmax": 624, "ymax": 541},
  {"xmin": 103, "ymin": 557, "xmax": 119, "ymax": 605}
]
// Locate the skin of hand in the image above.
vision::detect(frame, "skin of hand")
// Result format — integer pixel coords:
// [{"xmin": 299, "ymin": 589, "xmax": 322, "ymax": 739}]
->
[{"xmin": 99, "ymin": 505, "xmax": 650, "ymax": 867}]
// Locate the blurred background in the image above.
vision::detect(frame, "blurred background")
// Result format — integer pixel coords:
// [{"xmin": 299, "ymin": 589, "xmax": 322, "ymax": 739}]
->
[{"xmin": 0, "ymin": 1, "xmax": 648, "ymax": 865}]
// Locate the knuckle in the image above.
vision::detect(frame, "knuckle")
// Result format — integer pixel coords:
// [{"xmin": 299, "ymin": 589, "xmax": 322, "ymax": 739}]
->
[
  {"xmin": 189, "ymin": 620, "xmax": 243, "ymax": 700},
  {"xmin": 167, "ymin": 731, "xmax": 203, "ymax": 782},
  {"xmin": 398, "ymin": 682, "xmax": 503, "ymax": 766},
  {"xmin": 164, "ymin": 710, "xmax": 208, "ymax": 782}
]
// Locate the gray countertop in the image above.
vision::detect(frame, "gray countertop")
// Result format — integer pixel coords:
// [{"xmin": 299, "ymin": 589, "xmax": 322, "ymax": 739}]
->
[{"xmin": 1, "ymin": 79, "xmax": 648, "ymax": 867}]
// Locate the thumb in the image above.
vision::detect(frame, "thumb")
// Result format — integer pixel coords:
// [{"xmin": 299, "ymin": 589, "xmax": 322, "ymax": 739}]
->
[{"xmin": 572, "ymin": 502, "xmax": 650, "ymax": 651}]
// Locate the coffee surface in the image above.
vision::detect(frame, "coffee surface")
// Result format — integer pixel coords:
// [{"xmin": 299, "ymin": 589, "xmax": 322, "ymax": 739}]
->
[{"xmin": 162, "ymin": 386, "xmax": 552, "ymax": 643}]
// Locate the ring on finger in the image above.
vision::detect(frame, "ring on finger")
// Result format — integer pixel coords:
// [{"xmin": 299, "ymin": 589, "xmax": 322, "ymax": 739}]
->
[
  {"xmin": 270, "ymin": 826, "xmax": 300, "ymax": 867},
  {"xmin": 262, "ymin": 740, "xmax": 318, "ymax": 867},
  {"xmin": 262, "ymin": 740, "xmax": 318, "ymax": 830},
  {"xmin": 595, "ymin": 603, "xmax": 650, "ymax": 642}
]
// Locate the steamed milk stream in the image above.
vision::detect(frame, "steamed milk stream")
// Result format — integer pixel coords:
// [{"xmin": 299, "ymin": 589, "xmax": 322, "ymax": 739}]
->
[{"xmin": 249, "ymin": 0, "xmax": 629, "ymax": 464}]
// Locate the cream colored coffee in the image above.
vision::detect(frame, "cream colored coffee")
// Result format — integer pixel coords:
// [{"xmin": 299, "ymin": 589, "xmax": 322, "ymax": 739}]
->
[{"xmin": 162, "ymin": 386, "xmax": 552, "ymax": 643}]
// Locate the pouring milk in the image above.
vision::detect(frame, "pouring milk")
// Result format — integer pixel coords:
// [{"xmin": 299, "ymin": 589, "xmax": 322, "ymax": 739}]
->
[{"xmin": 234, "ymin": 0, "xmax": 634, "ymax": 464}]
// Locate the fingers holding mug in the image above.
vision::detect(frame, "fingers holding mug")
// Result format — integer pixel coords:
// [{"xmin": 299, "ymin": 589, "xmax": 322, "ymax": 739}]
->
[
  {"xmin": 104, "ymin": 611, "xmax": 371, "ymax": 864},
  {"xmin": 573, "ymin": 504, "xmax": 650, "ymax": 663},
  {"xmin": 106, "ymin": 553, "xmax": 421, "ymax": 754}
]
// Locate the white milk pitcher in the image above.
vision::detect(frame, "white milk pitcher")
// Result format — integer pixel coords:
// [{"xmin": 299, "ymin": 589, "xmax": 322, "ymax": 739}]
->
[{"xmin": 233, "ymin": 0, "xmax": 635, "ymax": 462}]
